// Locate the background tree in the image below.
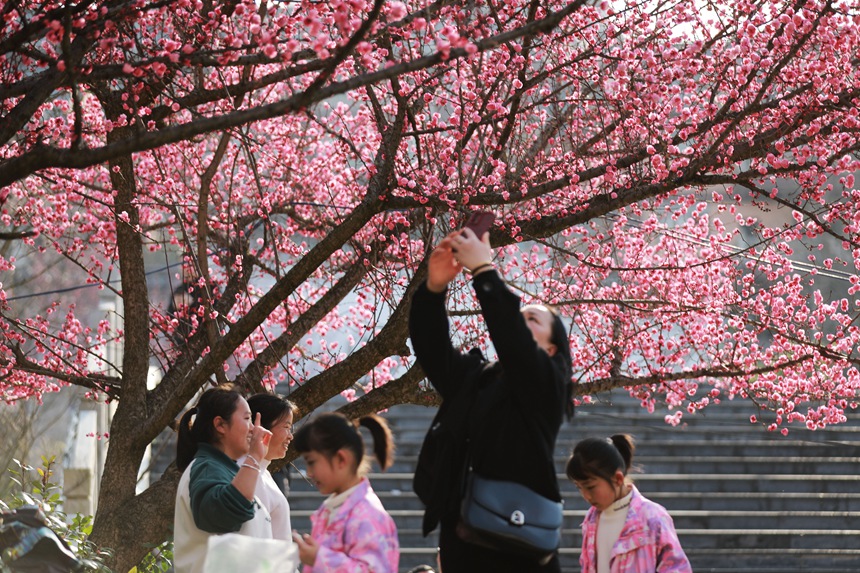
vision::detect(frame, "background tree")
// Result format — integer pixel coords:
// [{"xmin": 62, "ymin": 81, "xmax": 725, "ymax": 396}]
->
[
  {"xmin": 0, "ymin": 226, "xmax": 100, "ymax": 497},
  {"xmin": 2, "ymin": 0, "xmax": 859, "ymax": 569}
]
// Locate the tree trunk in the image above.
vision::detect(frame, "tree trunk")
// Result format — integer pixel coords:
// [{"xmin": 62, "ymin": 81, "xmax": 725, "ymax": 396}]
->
[
  {"xmin": 90, "ymin": 466, "xmax": 181, "ymax": 572},
  {"xmin": 88, "ymin": 123, "xmax": 160, "ymax": 571}
]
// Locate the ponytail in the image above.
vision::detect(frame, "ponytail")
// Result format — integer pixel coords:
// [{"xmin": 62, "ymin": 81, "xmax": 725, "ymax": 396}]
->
[
  {"xmin": 609, "ymin": 433, "xmax": 635, "ymax": 472},
  {"xmin": 175, "ymin": 386, "xmax": 243, "ymax": 471},
  {"xmin": 566, "ymin": 434, "xmax": 636, "ymax": 484},
  {"xmin": 359, "ymin": 414, "xmax": 395, "ymax": 471},
  {"xmin": 176, "ymin": 407, "xmax": 199, "ymax": 471},
  {"xmin": 293, "ymin": 412, "xmax": 396, "ymax": 475}
]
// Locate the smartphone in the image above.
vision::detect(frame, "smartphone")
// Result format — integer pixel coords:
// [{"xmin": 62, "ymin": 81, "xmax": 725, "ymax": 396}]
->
[{"xmin": 462, "ymin": 211, "xmax": 495, "ymax": 238}]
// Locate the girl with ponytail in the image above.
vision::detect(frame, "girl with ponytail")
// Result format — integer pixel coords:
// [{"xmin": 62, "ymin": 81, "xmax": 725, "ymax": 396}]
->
[
  {"xmin": 291, "ymin": 412, "xmax": 399, "ymax": 572},
  {"xmin": 566, "ymin": 435, "xmax": 692, "ymax": 573}
]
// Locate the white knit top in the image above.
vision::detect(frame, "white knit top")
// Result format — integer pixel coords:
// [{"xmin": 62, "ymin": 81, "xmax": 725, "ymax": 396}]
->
[{"xmin": 596, "ymin": 489, "xmax": 634, "ymax": 573}]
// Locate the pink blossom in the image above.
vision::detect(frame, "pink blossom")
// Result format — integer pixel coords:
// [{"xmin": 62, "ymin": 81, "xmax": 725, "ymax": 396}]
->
[
  {"xmin": 387, "ymin": 1, "xmax": 406, "ymax": 19},
  {"xmin": 1, "ymin": 0, "xmax": 860, "ymax": 518}
]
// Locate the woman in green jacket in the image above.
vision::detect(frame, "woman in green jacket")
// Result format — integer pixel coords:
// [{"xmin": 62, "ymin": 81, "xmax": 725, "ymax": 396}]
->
[{"xmin": 173, "ymin": 385, "xmax": 273, "ymax": 573}]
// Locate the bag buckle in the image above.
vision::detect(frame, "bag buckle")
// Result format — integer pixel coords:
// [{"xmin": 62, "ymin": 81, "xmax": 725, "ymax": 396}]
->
[{"xmin": 509, "ymin": 510, "xmax": 525, "ymax": 526}]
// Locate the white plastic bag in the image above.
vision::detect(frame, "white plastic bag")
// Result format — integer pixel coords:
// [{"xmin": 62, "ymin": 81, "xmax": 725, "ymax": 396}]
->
[{"xmin": 204, "ymin": 533, "xmax": 300, "ymax": 573}]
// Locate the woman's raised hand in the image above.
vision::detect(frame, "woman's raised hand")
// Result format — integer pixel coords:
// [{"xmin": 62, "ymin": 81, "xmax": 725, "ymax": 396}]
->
[
  {"xmin": 426, "ymin": 231, "xmax": 464, "ymax": 293},
  {"xmin": 452, "ymin": 227, "xmax": 493, "ymax": 272},
  {"xmin": 249, "ymin": 412, "xmax": 272, "ymax": 461}
]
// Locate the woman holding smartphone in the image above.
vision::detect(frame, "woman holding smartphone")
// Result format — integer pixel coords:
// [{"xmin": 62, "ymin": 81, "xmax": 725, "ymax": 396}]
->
[{"xmin": 409, "ymin": 225, "xmax": 574, "ymax": 573}]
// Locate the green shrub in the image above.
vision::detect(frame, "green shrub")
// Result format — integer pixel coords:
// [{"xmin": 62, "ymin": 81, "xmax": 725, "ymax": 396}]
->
[
  {"xmin": 1, "ymin": 457, "xmax": 174, "ymax": 573},
  {"xmin": 0, "ymin": 456, "xmax": 112, "ymax": 572}
]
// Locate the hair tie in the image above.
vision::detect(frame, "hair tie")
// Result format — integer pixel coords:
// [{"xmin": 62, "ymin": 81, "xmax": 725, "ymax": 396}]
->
[{"xmin": 186, "ymin": 406, "xmax": 199, "ymax": 429}]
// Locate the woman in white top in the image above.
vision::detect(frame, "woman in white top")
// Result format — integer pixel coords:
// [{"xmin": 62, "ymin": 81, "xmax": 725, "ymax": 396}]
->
[{"xmin": 246, "ymin": 393, "xmax": 298, "ymax": 541}]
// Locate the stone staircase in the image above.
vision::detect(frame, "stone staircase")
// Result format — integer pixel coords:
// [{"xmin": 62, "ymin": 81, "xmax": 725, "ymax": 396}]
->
[{"xmin": 288, "ymin": 392, "xmax": 860, "ymax": 572}]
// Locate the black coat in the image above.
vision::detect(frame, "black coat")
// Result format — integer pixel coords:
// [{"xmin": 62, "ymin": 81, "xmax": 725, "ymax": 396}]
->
[{"xmin": 409, "ymin": 270, "xmax": 568, "ymax": 572}]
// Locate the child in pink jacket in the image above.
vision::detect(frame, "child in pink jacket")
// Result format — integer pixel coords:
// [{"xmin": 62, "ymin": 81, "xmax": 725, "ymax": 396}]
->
[
  {"xmin": 567, "ymin": 435, "xmax": 691, "ymax": 573},
  {"xmin": 292, "ymin": 412, "xmax": 399, "ymax": 572}
]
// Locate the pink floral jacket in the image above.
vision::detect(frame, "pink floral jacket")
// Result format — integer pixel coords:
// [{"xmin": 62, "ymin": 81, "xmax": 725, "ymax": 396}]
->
[
  {"xmin": 580, "ymin": 486, "xmax": 692, "ymax": 573},
  {"xmin": 303, "ymin": 478, "xmax": 399, "ymax": 573}
]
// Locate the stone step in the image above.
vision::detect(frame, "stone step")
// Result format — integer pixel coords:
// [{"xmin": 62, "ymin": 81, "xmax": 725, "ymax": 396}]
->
[
  {"xmin": 372, "ymin": 454, "xmax": 860, "ymax": 475},
  {"xmin": 396, "ymin": 546, "xmax": 860, "ymax": 573},
  {"xmin": 285, "ymin": 489, "xmax": 860, "ymax": 512},
  {"xmin": 288, "ymin": 395, "xmax": 860, "ymax": 572},
  {"xmin": 673, "ymin": 547, "xmax": 860, "ymax": 573},
  {"xmin": 386, "ymin": 402, "xmax": 860, "ymax": 429},
  {"xmin": 392, "ymin": 425, "xmax": 860, "ymax": 447},
  {"xmin": 392, "ymin": 444, "xmax": 860, "ymax": 462},
  {"xmin": 291, "ymin": 507, "xmax": 860, "ymax": 531},
  {"xmin": 391, "ymin": 409, "xmax": 860, "ymax": 429},
  {"xmin": 389, "ymin": 412, "xmax": 860, "ymax": 441},
  {"xmin": 287, "ymin": 471, "xmax": 860, "ymax": 495},
  {"xmin": 391, "ymin": 527, "xmax": 860, "ymax": 550}
]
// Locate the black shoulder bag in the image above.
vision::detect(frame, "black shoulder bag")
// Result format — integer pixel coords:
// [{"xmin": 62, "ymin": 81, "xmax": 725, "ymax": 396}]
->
[{"xmin": 456, "ymin": 467, "xmax": 563, "ymax": 564}]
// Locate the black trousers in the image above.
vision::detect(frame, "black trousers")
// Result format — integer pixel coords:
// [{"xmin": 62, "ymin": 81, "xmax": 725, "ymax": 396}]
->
[{"xmin": 437, "ymin": 516, "xmax": 562, "ymax": 573}]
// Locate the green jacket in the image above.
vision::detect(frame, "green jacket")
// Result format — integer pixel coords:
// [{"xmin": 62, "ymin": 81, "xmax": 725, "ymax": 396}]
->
[{"xmin": 189, "ymin": 443, "xmax": 255, "ymax": 532}]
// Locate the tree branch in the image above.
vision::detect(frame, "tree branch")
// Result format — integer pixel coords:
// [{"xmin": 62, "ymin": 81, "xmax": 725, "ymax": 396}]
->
[
  {"xmin": 0, "ymin": 0, "xmax": 589, "ymax": 189},
  {"xmin": 574, "ymin": 355, "xmax": 816, "ymax": 396}
]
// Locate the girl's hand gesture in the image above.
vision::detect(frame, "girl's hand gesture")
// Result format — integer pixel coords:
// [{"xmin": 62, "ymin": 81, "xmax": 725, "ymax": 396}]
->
[
  {"xmin": 426, "ymin": 231, "xmax": 464, "ymax": 293},
  {"xmin": 293, "ymin": 530, "xmax": 320, "ymax": 566},
  {"xmin": 249, "ymin": 412, "xmax": 272, "ymax": 462}
]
